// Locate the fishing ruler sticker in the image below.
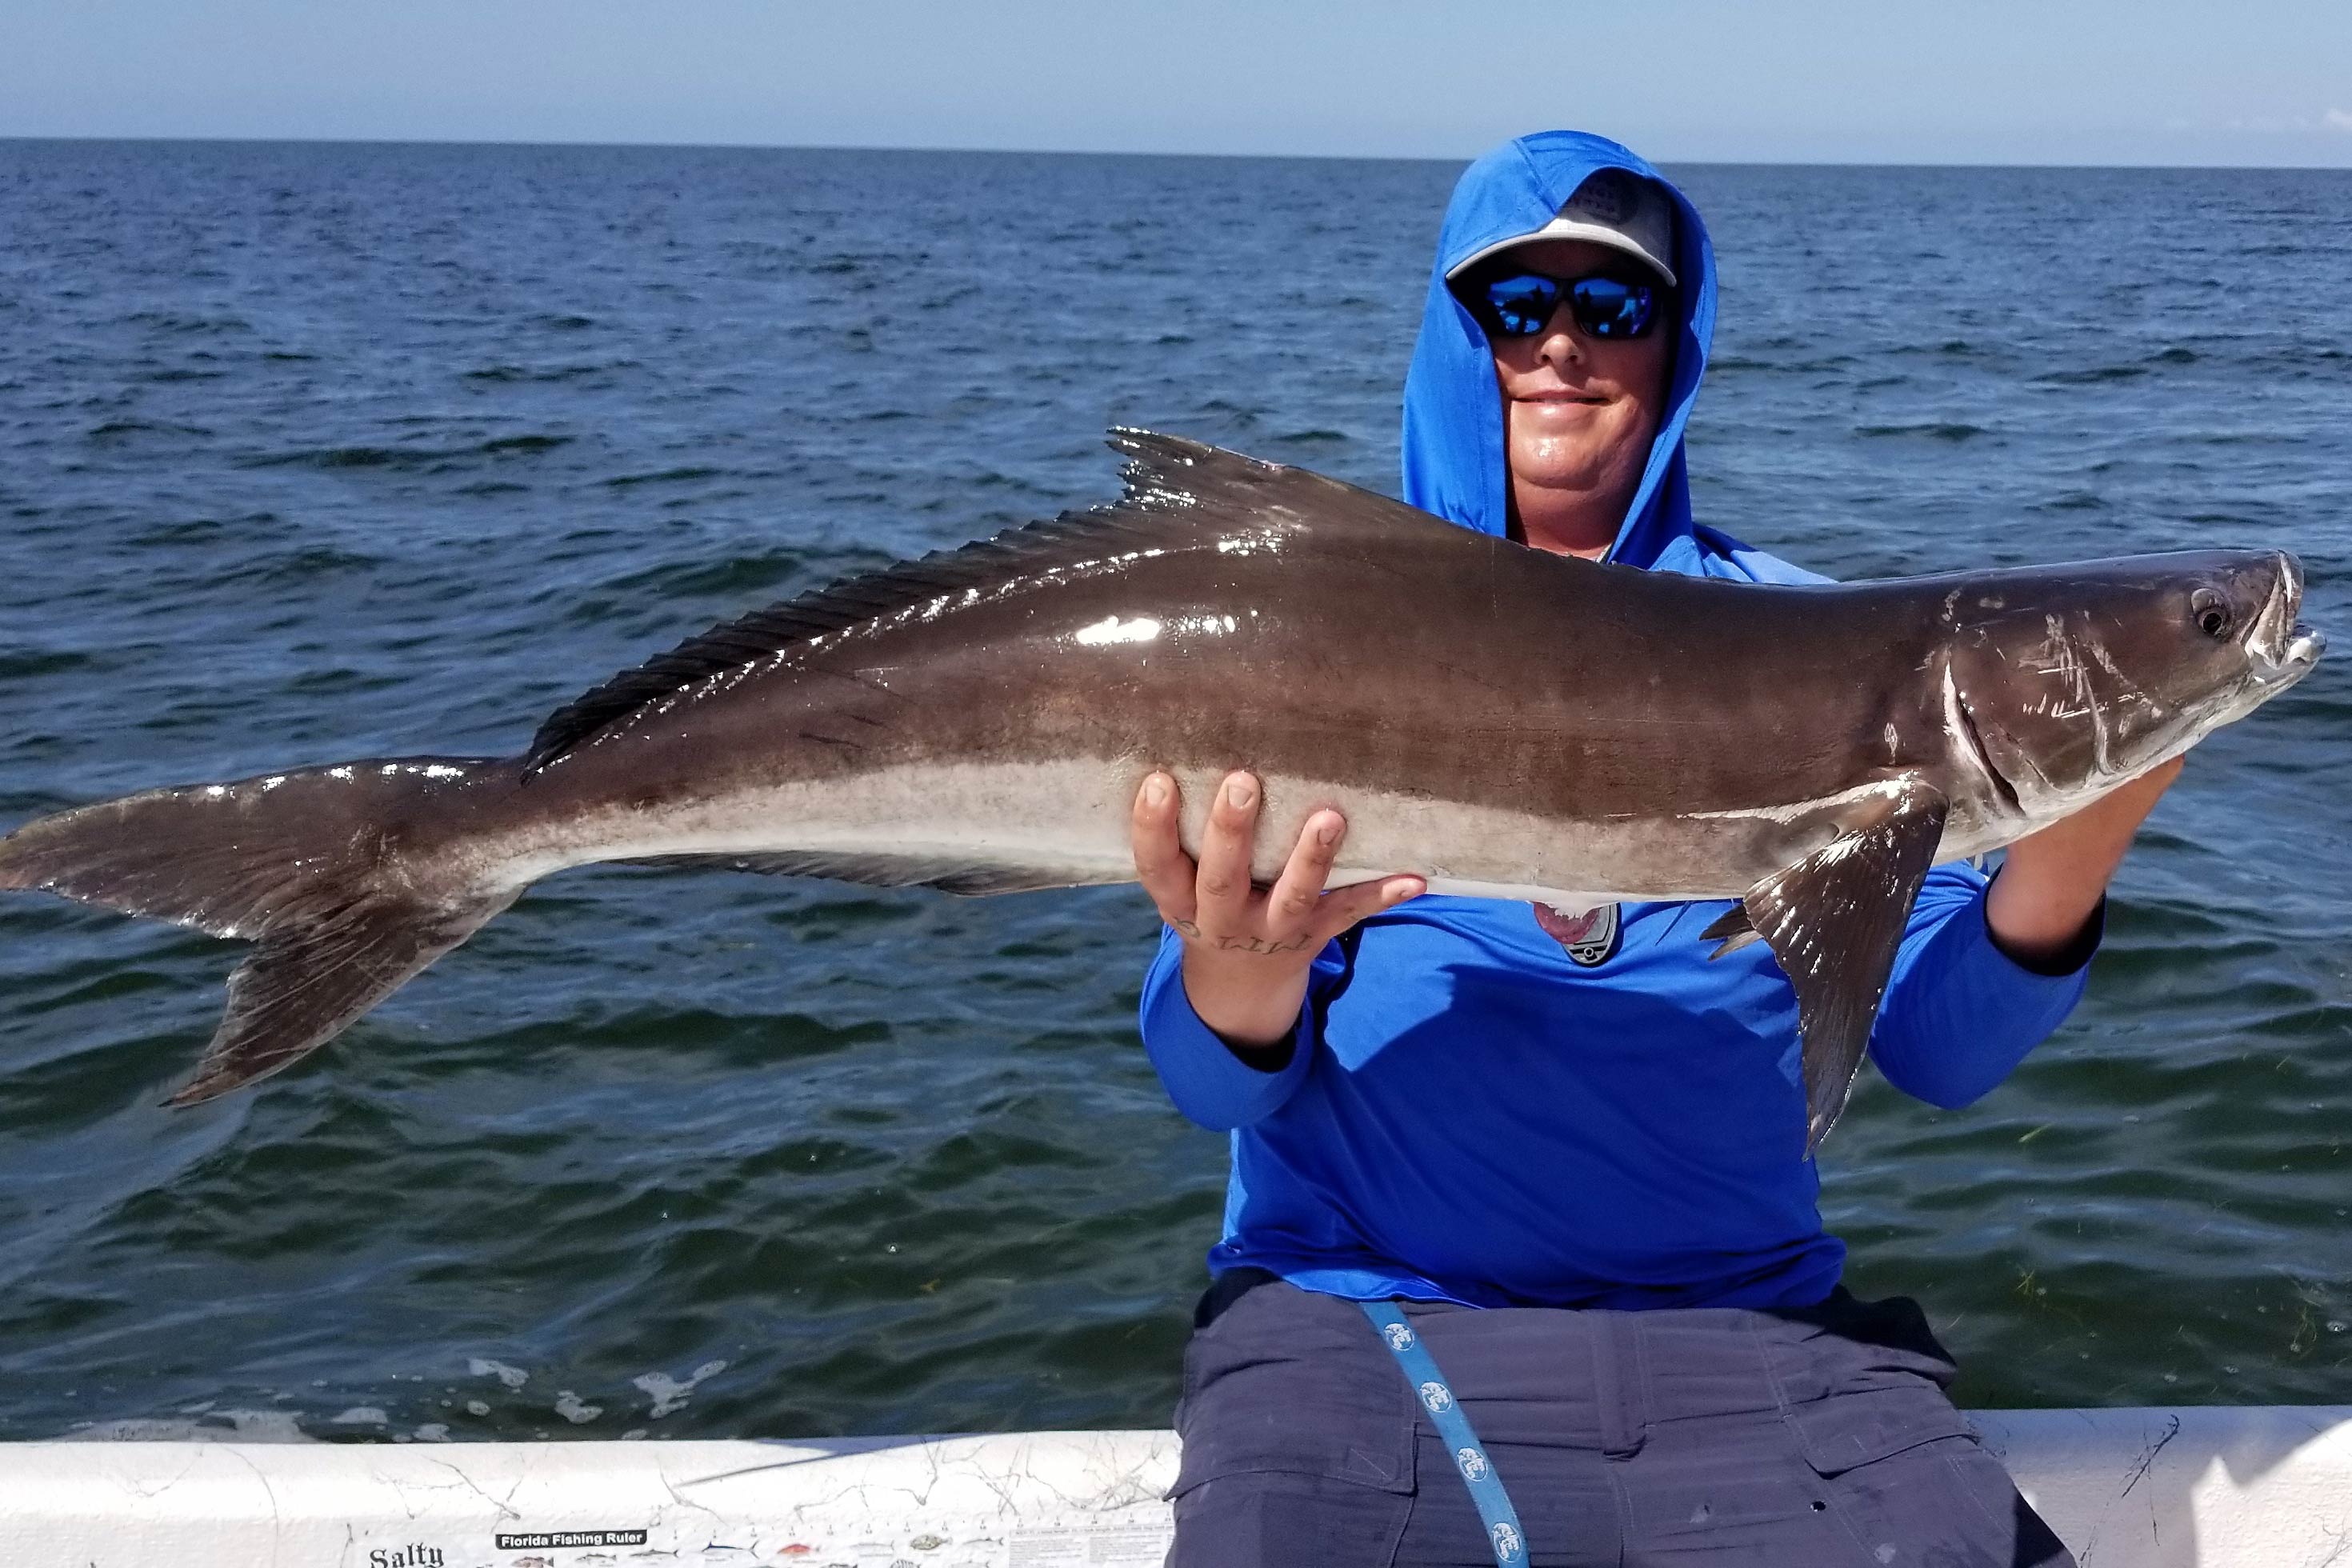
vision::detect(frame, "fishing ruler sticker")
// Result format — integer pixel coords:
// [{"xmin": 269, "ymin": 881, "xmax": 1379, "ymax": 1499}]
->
[
  {"xmin": 1533, "ymin": 902, "xmax": 1620, "ymax": 966},
  {"xmin": 1005, "ymin": 1523, "xmax": 1172, "ymax": 1565}
]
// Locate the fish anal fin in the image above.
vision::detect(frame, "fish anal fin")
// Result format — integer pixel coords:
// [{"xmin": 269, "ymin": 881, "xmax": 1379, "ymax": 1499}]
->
[
  {"xmin": 629, "ymin": 851, "xmax": 1121, "ymax": 898},
  {"xmin": 1742, "ymin": 778, "xmax": 1949, "ymax": 1154}
]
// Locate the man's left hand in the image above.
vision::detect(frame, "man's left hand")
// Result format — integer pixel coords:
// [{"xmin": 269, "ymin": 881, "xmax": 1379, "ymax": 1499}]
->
[{"xmin": 1983, "ymin": 755, "xmax": 2185, "ymax": 970}]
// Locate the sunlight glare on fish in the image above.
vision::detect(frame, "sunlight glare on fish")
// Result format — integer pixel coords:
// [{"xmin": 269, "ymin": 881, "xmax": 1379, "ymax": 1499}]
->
[{"xmin": 1071, "ymin": 614, "xmax": 1162, "ymax": 646}]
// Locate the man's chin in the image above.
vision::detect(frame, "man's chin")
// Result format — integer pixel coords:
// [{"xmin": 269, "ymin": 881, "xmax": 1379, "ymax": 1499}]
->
[{"xmin": 1509, "ymin": 436, "xmax": 1618, "ymax": 489}]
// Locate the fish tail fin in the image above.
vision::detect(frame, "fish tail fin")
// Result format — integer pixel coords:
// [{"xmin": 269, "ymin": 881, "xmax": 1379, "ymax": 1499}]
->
[{"xmin": 0, "ymin": 757, "xmax": 519, "ymax": 1105}]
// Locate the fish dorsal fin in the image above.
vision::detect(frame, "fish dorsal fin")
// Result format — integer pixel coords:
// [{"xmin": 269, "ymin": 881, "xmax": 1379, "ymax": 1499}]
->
[{"xmin": 522, "ymin": 429, "xmax": 1423, "ymax": 774}]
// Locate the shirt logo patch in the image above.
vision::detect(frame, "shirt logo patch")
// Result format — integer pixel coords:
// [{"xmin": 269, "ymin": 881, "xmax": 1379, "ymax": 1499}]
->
[{"xmin": 1534, "ymin": 902, "xmax": 1621, "ymax": 966}]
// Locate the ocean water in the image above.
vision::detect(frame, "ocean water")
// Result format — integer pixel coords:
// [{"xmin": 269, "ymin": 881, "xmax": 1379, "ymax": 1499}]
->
[{"xmin": 0, "ymin": 142, "xmax": 2345, "ymax": 1444}]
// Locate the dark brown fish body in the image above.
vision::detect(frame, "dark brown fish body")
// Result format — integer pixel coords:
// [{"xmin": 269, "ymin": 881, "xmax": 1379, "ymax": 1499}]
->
[{"xmin": 0, "ymin": 434, "xmax": 2323, "ymax": 1143}]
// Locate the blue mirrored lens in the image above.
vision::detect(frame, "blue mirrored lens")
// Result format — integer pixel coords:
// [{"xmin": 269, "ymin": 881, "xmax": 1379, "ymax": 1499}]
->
[
  {"xmin": 1482, "ymin": 274, "xmax": 1561, "ymax": 336},
  {"xmin": 1570, "ymin": 277, "xmax": 1654, "ymax": 338},
  {"xmin": 1474, "ymin": 272, "xmax": 1658, "ymax": 340}
]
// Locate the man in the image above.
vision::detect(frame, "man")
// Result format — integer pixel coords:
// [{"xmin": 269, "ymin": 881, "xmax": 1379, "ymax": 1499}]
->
[{"xmin": 1130, "ymin": 131, "xmax": 2173, "ymax": 1566}]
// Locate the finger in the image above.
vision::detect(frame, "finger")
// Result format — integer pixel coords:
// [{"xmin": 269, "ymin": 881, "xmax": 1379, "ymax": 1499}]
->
[
  {"xmin": 1194, "ymin": 771, "xmax": 1261, "ymax": 932},
  {"xmin": 1306, "ymin": 874, "xmax": 1426, "ymax": 945},
  {"xmin": 1264, "ymin": 809, "xmax": 1346, "ymax": 941},
  {"xmin": 1130, "ymin": 773, "xmax": 1198, "ymax": 927}
]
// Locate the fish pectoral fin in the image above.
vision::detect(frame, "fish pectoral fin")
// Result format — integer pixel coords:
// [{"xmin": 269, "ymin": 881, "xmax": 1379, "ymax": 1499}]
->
[
  {"xmin": 1742, "ymin": 778, "xmax": 1949, "ymax": 1154},
  {"xmin": 627, "ymin": 851, "xmax": 1122, "ymax": 898}
]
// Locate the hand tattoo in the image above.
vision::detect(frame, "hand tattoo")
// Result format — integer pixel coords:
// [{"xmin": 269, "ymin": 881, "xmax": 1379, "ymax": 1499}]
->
[{"xmin": 1170, "ymin": 918, "xmax": 1310, "ymax": 954}]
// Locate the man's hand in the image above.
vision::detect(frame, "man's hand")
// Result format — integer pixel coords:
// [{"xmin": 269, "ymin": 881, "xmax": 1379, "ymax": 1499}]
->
[
  {"xmin": 1131, "ymin": 770, "xmax": 1423, "ymax": 1053},
  {"xmin": 1985, "ymin": 755, "xmax": 2185, "ymax": 968}
]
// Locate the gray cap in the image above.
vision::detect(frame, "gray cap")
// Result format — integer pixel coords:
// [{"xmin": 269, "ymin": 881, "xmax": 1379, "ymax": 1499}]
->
[{"xmin": 1447, "ymin": 169, "xmax": 1678, "ymax": 289}]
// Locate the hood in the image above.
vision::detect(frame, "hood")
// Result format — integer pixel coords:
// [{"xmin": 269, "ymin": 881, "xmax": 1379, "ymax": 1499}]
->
[{"xmin": 1401, "ymin": 131, "xmax": 1717, "ymax": 573}]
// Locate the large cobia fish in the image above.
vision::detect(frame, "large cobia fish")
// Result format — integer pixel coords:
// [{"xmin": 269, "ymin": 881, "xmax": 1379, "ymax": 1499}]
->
[{"xmin": 0, "ymin": 433, "xmax": 2324, "ymax": 1145}]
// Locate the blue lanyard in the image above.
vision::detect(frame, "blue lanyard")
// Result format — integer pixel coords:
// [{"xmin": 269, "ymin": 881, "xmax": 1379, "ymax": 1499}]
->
[{"xmin": 1358, "ymin": 1300, "xmax": 1529, "ymax": 1566}]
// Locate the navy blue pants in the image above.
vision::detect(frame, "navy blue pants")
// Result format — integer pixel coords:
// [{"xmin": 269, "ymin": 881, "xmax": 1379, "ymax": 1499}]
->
[{"xmin": 1168, "ymin": 1273, "xmax": 2074, "ymax": 1567}]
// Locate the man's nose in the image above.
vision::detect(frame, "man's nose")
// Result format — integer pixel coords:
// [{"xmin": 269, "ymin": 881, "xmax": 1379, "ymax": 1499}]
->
[{"xmin": 1535, "ymin": 312, "xmax": 1584, "ymax": 370}]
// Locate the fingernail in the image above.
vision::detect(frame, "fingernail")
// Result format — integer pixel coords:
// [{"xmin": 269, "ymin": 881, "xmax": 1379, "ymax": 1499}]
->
[
  {"xmin": 1316, "ymin": 818, "xmax": 1341, "ymax": 848},
  {"xmin": 1143, "ymin": 774, "xmax": 1168, "ymax": 808},
  {"xmin": 1385, "ymin": 877, "xmax": 1423, "ymax": 902},
  {"xmin": 1226, "ymin": 777, "xmax": 1255, "ymax": 810}
]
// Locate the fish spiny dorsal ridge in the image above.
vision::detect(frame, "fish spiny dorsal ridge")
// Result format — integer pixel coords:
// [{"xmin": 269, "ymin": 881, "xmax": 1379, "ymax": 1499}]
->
[{"xmin": 518, "ymin": 430, "xmax": 1403, "ymax": 774}]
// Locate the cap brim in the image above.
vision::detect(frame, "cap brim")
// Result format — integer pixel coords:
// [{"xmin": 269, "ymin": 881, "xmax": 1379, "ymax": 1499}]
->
[{"xmin": 1446, "ymin": 219, "xmax": 1677, "ymax": 290}]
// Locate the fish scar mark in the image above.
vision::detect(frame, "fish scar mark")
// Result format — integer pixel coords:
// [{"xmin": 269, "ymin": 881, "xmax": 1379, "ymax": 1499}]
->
[
  {"xmin": 2030, "ymin": 614, "xmax": 2111, "ymax": 773},
  {"xmin": 2083, "ymin": 633, "xmax": 2155, "ymax": 719}
]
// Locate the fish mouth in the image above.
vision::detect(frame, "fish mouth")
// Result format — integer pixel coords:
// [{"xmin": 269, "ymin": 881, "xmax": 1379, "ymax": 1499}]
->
[
  {"xmin": 2279, "ymin": 622, "xmax": 2326, "ymax": 674},
  {"xmin": 2249, "ymin": 552, "xmax": 2322, "ymax": 686}
]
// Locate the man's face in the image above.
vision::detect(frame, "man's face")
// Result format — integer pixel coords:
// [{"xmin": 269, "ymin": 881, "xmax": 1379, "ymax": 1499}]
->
[{"xmin": 1479, "ymin": 238, "xmax": 1676, "ymax": 543}]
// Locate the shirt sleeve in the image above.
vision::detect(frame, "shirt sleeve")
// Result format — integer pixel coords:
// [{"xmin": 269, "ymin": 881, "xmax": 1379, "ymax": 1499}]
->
[
  {"xmin": 1867, "ymin": 859, "xmax": 2101, "ymax": 1110},
  {"xmin": 1138, "ymin": 925, "xmax": 1338, "ymax": 1131}
]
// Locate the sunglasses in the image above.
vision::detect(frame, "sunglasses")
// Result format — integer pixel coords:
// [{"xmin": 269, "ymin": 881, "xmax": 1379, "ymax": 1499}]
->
[{"xmin": 1462, "ymin": 270, "xmax": 1662, "ymax": 342}]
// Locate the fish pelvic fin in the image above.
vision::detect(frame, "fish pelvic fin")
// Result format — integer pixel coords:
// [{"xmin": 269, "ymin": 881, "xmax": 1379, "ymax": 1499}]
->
[
  {"xmin": 1698, "ymin": 904, "xmax": 1762, "ymax": 960},
  {"xmin": 1739, "ymin": 778, "xmax": 1949, "ymax": 1155},
  {"xmin": 0, "ymin": 758, "xmax": 518, "ymax": 1105}
]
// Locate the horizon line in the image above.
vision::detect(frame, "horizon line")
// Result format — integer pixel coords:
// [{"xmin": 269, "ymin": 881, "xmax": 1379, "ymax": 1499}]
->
[{"xmin": 2, "ymin": 131, "xmax": 2349, "ymax": 174}]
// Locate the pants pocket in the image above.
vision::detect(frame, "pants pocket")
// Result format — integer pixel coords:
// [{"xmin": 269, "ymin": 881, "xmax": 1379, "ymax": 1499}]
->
[
  {"xmin": 1171, "ymin": 1282, "xmax": 1418, "ymax": 1500},
  {"xmin": 1786, "ymin": 1386, "xmax": 1976, "ymax": 1478},
  {"xmin": 1788, "ymin": 1391, "xmax": 2077, "ymax": 1566},
  {"xmin": 1168, "ymin": 1472, "xmax": 1414, "ymax": 1568}
]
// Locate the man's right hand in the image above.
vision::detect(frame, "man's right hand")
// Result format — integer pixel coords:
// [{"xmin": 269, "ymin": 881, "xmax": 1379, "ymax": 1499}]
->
[{"xmin": 1130, "ymin": 770, "xmax": 1424, "ymax": 1054}]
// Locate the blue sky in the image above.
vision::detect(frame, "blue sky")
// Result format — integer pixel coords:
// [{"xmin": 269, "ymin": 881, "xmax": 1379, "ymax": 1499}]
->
[{"xmin": 6, "ymin": 0, "xmax": 2349, "ymax": 166}]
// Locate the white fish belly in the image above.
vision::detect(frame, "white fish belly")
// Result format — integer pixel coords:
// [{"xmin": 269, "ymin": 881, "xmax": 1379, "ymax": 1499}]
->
[{"xmin": 495, "ymin": 758, "xmax": 1824, "ymax": 910}]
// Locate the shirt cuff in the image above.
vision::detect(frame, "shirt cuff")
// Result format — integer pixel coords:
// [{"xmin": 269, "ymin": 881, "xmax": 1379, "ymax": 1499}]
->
[
  {"xmin": 1141, "ymin": 970, "xmax": 1317, "ymax": 1131},
  {"xmin": 1982, "ymin": 880, "xmax": 2107, "ymax": 978},
  {"xmin": 1872, "ymin": 879, "xmax": 2097, "ymax": 1108}
]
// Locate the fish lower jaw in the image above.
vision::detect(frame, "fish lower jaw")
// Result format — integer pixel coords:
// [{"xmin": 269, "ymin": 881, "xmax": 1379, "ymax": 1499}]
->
[{"xmin": 2277, "ymin": 624, "xmax": 2326, "ymax": 674}]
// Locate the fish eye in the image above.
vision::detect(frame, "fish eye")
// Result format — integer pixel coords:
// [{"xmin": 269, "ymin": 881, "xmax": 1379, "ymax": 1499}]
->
[{"xmin": 2190, "ymin": 587, "xmax": 2233, "ymax": 641}]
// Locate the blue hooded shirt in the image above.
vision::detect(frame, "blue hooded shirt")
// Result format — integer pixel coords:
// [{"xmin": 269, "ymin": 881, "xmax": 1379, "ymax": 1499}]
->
[{"xmin": 1139, "ymin": 132, "xmax": 2092, "ymax": 1310}]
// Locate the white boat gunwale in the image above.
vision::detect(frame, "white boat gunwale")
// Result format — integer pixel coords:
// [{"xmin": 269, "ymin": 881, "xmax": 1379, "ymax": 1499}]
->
[{"xmin": 4, "ymin": 1406, "xmax": 2350, "ymax": 1566}]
